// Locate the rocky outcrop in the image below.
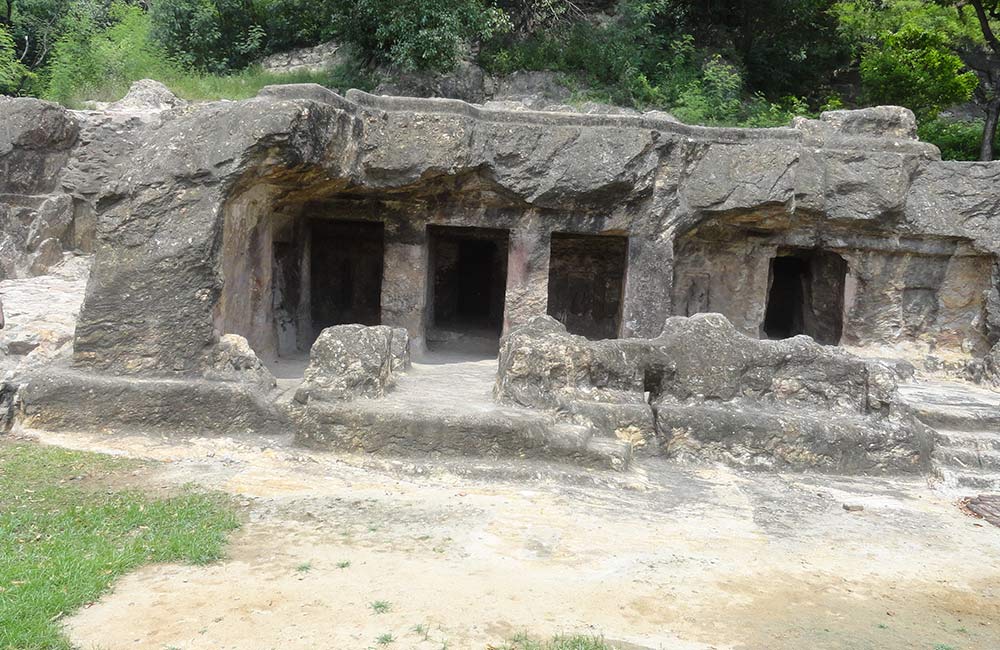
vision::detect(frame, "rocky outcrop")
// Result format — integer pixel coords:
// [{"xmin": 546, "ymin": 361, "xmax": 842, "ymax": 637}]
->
[
  {"xmin": 651, "ymin": 314, "xmax": 930, "ymax": 474},
  {"xmin": 496, "ymin": 313, "xmax": 931, "ymax": 474},
  {"xmin": 1, "ymin": 83, "xmax": 996, "ymax": 473},
  {"xmin": 0, "ymin": 97, "xmax": 81, "ymax": 278}
]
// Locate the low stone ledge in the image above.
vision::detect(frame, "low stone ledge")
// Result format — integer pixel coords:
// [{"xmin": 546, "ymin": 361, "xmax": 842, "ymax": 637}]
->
[
  {"xmin": 17, "ymin": 365, "xmax": 287, "ymax": 436},
  {"xmin": 495, "ymin": 312, "xmax": 929, "ymax": 474}
]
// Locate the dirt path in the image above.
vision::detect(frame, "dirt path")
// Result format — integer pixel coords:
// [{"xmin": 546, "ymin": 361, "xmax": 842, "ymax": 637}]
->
[{"xmin": 24, "ymin": 429, "xmax": 1000, "ymax": 650}]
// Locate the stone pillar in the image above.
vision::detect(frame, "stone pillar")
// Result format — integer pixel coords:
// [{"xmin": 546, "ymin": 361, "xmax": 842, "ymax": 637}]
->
[
  {"xmin": 621, "ymin": 235, "xmax": 673, "ymax": 338},
  {"xmin": 503, "ymin": 223, "xmax": 551, "ymax": 334},
  {"xmin": 295, "ymin": 219, "xmax": 313, "ymax": 353},
  {"xmin": 381, "ymin": 225, "xmax": 428, "ymax": 357}
]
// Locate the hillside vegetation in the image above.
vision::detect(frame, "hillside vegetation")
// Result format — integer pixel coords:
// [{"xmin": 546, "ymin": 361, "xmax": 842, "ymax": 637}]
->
[{"xmin": 0, "ymin": 0, "xmax": 997, "ymax": 159}]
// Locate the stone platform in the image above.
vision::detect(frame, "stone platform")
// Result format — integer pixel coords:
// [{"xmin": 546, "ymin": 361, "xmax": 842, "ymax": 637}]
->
[{"xmin": 291, "ymin": 352, "xmax": 632, "ymax": 470}]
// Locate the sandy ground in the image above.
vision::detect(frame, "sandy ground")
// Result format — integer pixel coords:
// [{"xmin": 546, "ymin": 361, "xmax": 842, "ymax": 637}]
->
[{"xmin": 10, "ymin": 427, "xmax": 994, "ymax": 650}]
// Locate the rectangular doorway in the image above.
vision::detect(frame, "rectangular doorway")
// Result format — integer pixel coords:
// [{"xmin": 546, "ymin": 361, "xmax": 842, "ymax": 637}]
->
[
  {"xmin": 547, "ymin": 232, "xmax": 628, "ymax": 339},
  {"xmin": 426, "ymin": 226, "xmax": 509, "ymax": 346},
  {"xmin": 762, "ymin": 248, "xmax": 847, "ymax": 345},
  {"xmin": 310, "ymin": 219, "xmax": 384, "ymax": 340}
]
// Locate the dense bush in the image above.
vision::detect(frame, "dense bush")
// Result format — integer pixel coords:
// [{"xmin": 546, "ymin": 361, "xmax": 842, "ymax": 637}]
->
[
  {"xmin": 919, "ymin": 118, "xmax": 999, "ymax": 161},
  {"xmin": 859, "ymin": 25, "xmax": 977, "ymax": 119},
  {"xmin": 332, "ymin": 0, "xmax": 511, "ymax": 72},
  {"xmin": 45, "ymin": 3, "xmax": 179, "ymax": 105},
  {"xmin": 255, "ymin": 0, "xmax": 338, "ymax": 53},
  {"xmin": 481, "ymin": 1, "xmax": 821, "ymax": 126},
  {"xmin": 149, "ymin": 0, "xmax": 263, "ymax": 73},
  {"xmin": 0, "ymin": 26, "xmax": 29, "ymax": 93}
]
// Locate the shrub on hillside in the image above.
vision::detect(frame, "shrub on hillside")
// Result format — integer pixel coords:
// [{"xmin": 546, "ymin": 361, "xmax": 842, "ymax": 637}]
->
[
  {"xmin": 149, "ymin": 0, "xmax": 263, "ymax": 73},
  {"xmin": 919, "ymin": 118, "xmax": 999, "ymax": 161},
  {"xmin": 332, "ymin": 0, "xmax": 511, "ymax": 72}
]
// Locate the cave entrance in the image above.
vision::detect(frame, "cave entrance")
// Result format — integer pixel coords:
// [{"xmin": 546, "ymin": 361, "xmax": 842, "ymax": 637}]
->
[
  {"xmin": 547, "ymin": 232, "xmax": 628, "ymax": 339},
  {"xmin": 762, "ymin": 249, "xmax": 847, "ymax": 344},
  {"xmin": 310, "ymin": 219, "xmax": 384, "ymax": 339},
  {"xmin": 427, "ymin": 225, "xmax": 509, "ymax": 351}
]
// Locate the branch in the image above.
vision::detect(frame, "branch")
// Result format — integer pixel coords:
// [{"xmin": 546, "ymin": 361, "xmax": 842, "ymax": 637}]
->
[{"xmin": 969, "ymin": 0, "xmax": 1000, "ymax": 54}]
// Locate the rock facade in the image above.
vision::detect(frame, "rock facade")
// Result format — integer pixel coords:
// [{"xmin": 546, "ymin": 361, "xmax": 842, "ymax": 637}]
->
[{"xmin": 1, "ymin": 81, "xmax": 997, "ymax": 473}]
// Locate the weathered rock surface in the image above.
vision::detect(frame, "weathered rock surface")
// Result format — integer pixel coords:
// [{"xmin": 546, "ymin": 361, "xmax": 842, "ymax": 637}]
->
[
  {"xmin": 205, "ymin": 334, "xmax": 276, "ymax": 390},
  {"xmin": 1, "ymin": 83, "xmax": 997, "ymax": 474},
  {"xmin": 496, "ymin": 313, "xmax": 931, "ymax": 474},
  {"xmin": 260, "ymin": 41, "xmax": 348, "ymax": 75},
  {"xmin": 295, "ymin": 325, "xmax": 408, "ymax": 402},
  {"xmin": 651, "ymin": 314, "xmax": 930, "ymax": 474}
]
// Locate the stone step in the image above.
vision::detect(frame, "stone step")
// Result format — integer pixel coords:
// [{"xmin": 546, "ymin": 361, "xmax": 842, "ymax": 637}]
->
[
  {"xmin": 293, "ymin": 400, "xmax": 634, "ymax": 471},
  {"xmin": 933, "ymin": 429, "xmax": 1000, "ymax": 452},
  {"xmin": 932, "ymin": 445, "xmax": 1000, "ymax": 472},
  {"xmin": 909, "ymin": 401, "xmax": 1000, "ymax": 432},
  {"xmin": 933, "ymin": 466, "xmax": 1000, "ymax": 492}
]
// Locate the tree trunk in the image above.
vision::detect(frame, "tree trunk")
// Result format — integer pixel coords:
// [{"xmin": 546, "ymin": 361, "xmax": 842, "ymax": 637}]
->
[{"xmin": 982, "ymin": 97, "xmax": 1000, "ymax": 162}]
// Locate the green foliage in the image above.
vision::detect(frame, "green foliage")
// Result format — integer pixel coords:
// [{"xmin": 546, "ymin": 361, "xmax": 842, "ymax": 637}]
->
[
  {"xmin": 919, "ymin": 117, "xmax": 999, "ymax": 161},
  {"xmin": 331, "ymin": 0, "xmax": 511, "ymax": 72},
  {"xmin": 0, "ymin": 442, "xmax": 240, "ymax": 649},
  {"xmin": 44, "ymin": 2, "xmax": 179, "ymax": 106},
  {"xmin": 859, "ymin": 25, "xmax": 977, "ymax": 119},
  {"xmin": 149, "ymin": 0, "xmax": 262, "ymax": 73},
  {"xmin": 255, "ymin": 0, "xmax": 338, "ymax": 53},
  {"xmin": 679, "ymin": 0, "xmax": 850, "ymax": 99},
  {"xmin": 482, "ymin": 1, "xmax": 816, "ymax": 125},
  {"xmin": 0, "ymin": 25, "xmax": 30, "ymax": 93}
]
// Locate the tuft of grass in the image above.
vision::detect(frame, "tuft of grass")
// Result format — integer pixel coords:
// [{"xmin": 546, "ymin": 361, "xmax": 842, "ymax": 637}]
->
[
  {"xmin": 295, "ymin": 562, "xmax": 312, "ymax": 573},
  {"xmin": 499, "ymin": 632, "xmax": 618, "ymax": 650},
  {"xmin": 369, "ymin": 600, "xmax": 392, "ymax": 614},
  {"xmin": 336, "ymin": 560, "xmax": 351, "ymax": 569},
  {"xmin": 375, "ymin": 632, "xmax": 395, "ymax": 645},
  {"xmin": 0, "ymin": 442, "xmax": 240, "ymax": 650},
  {"xmin": 413, "ymin": 623, "xmax": 429, "ymax": 640}
]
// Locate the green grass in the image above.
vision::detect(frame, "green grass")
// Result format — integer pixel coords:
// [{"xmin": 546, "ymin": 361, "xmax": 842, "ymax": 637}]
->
[
  {"xmin": 499, "ymin": 632, "xmax": 618, "ymax": 650},
  {"xmin": 59, "ymin": 60, "xmax": 378, "ymax": 109},
  {"xmin": 375, "ymin": 632, "xmax": 395, "ymax": 645},
  {"xmin": 0, "ymin": 442, "xmax": 240, "ymax": 650}
]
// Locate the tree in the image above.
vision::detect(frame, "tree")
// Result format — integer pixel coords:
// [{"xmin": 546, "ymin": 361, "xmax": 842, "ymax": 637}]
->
[
  {"xmin": 859, "ymin": 24, "xmax": 978, "ymax": 119},
  {"xmin": 836, "ymin": 0, "xmax": 1000, "ymax": 160},
  {"xmin": 675, "ymin": 0, "xmax": 851, "ymax": 100},
  {"xmin": 149, "ymin": 0, "xmax": 263, "ymax": 73},
  {"xmin": 964, "ymin": 0, "xmax": 1000, "ymax": 160}
]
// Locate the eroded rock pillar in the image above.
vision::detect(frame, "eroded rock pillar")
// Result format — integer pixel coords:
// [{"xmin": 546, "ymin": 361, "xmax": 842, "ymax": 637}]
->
[
  {"xmin": 381, "ymin": 224, "xmax": 428, "ymax": 356},
  {"xmin": 621, "ymin": 236, "xmax": 673, "ymax": 338},
  {"xmin": 503, "ymin": 223, "xmax": 551, "ymax": 334}
]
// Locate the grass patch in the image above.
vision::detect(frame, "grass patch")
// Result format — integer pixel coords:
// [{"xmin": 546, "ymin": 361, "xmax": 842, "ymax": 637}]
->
[
  {"xmin": 498, "ymin": 632, "xmax": 618, "ymax": 650},
  {"xmin": 62, "ymin": 61, "xmax": 379, "ymax": 109},
  {"xmin": 0, "ymin": 442, "xmax": 240, "ymax": 650},
  {"xmin": 370, "ymin": 600, "xmax": 392, "ymax": 614}
]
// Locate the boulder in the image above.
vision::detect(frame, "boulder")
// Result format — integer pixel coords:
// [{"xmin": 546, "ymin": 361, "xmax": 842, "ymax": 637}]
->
[
  {"xmin": 296, "ymin": 325, "xmax": 408, "ymax": 402},
  {"xmin": 205, "ymin": 334, "xmax": 276, "ymax": 390},
  {"xmin": 107, "ymin": 79, "xmax": 187, "ymax": 112}
]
